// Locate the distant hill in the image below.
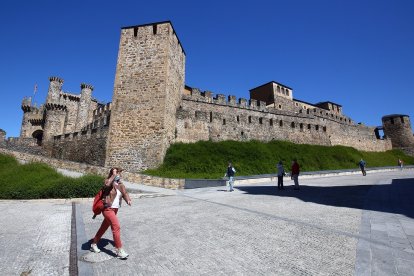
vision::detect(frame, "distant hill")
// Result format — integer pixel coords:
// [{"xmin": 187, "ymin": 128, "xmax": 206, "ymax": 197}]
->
[{"xmin": 144, "ymin": 140, "xmax": 414, "ymax": 179}]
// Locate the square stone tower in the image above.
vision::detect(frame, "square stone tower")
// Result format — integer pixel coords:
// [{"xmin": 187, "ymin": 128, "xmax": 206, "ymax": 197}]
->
[{"xmin": 105, "ymin": 21, "xmax": 186, "ymax": 171}]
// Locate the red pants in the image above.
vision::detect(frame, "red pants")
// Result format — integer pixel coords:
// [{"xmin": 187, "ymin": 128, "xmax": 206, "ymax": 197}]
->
[{"xmin": 93, "ymin": 208, "xmax": 122, "ymax": 248}]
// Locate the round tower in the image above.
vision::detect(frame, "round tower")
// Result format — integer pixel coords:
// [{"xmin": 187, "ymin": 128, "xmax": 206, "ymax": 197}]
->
[
  {"xmin": 75, "ymin": 83, "xmax": 94, "ymax": 131},
  {"xmin": 20, "ymin": 97, "xmax": 33, "ymax": 138},
  {"xmin": 382, "ymin": 114, "xmax": 414, "ymax": 149},
  {"xmin": 43, "ymin": 76, "xmax": 67, "ymax": 145},
  {"xmin": 46, "ymin": 76, "xmax": 64, "ymax": 104},
  {"xmin": 0, "ymin": 129, "xmax": 6, "ymax": 144}
]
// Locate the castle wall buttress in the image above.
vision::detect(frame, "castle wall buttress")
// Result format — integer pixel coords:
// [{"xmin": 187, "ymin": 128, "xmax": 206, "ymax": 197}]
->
[{"xmin": 105, "ymin": 22, "xmax": 185, "ymax": 171}]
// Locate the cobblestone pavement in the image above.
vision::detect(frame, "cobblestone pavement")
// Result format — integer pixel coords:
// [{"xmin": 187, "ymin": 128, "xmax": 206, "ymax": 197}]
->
[{"xmin": 1, "ymin": 170, "xmax": 413, "ymax": 275}]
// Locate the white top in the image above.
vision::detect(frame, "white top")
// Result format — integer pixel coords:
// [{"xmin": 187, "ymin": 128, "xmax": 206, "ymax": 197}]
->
[{"xmin": 110, "ymin": 187, "xmax": 122, "ymax": 209}]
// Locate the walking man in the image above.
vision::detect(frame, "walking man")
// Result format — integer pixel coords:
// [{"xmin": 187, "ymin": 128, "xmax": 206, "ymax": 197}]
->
[
  {"xmin": 291, "ymin": 159, "xmax": 300, "ymax": 190},
  {"xmin": 225, "ymin": 162, "xmax": 236, "ymax": 192},
  {"xmin": 277, "ymin": 161, "xmax": 285, "ymax": 190},
  {"xmin": 359, "ymin": 158, "xmax": 367, "ymax": 176}
]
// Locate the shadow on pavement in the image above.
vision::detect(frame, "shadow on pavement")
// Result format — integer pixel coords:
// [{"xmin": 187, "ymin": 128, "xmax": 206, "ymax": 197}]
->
[
  {"xmin": 237, "ymin": 178, "xmax": 414, "ymax": 218},
  {"xmin": 82, "ymin": 238, "xmax": 117, "ymax": 257}
]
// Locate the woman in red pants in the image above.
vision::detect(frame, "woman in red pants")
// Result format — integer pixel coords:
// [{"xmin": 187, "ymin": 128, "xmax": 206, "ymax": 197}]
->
[{"xmin": 90, "ymin": 167, "xmax": 131, "ymax": 259}]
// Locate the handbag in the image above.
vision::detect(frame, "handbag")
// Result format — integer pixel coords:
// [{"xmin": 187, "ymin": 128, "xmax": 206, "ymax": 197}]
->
[{"xmin": 92, "ymin": 189, "xmax": 104, "ymax": 219}]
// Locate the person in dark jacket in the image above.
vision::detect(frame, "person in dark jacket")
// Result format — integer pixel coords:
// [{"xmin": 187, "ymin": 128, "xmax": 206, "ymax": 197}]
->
[
  {"xmin": 277, "ymin": 161, "xmax": 285, "ymax": 190},
  {"xmin": 359, "ymin": 159, "xmax": 366, "ymax": 176},
  {"xmin": 291, "ymin": 159, "xmax": 300, "ymax": 190},
  {"xmin": 225, "ymin": 162, "xmax": 236, "ymax": 192}
]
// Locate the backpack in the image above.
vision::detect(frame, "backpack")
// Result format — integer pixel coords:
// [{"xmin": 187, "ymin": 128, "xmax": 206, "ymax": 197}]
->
[{"xmin": 92, "ymin": 189, "xmax": 104, "ymax": 219}]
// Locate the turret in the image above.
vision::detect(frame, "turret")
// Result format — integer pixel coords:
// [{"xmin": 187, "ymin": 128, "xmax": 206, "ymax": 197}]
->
[
  {"xmin": 43, "ymin": 76, "xmax": 66, "ymax": 144},
  {"xmin": 76, "ymin": 83, "xmax": 94, "ymax": 131},
  {"xmin": 46, "ymin": 76, "xmax": 64, "ymax": 104},
  {"xmin": 382, "ymin": 114, "xmax": 414, "ymax": 149}
]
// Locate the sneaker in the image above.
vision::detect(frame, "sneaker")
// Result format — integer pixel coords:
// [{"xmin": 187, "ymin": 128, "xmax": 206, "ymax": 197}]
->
[
  {"xmin": 90, "ymin": 243, "xmax": 100, "ymax": 253},
  {"xmin": 117, "ymin": 248, "xmax": 129, "ymax": 259}
]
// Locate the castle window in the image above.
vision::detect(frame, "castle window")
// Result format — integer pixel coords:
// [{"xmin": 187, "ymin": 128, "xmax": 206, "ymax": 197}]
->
[
  {"xmin": 299, "ymin": 109, "xmax": 302, "ymax": 113},
  {"xmin": 210, "ymin": 112, "xmax": 213, "ymax": 122},
  {"xmin": 279, "ymin": 120, "xmax": 283, "ymax": 127},
  {"xmin": 307, "ymin": 109, "xmax": 310, "ymax": 114},
  {"xmin": 278, "ymin": 104, "xmax": 282, "ymax": 109},
  {"xmin": 315, "ymin": 125, "xmax": 319, "ymax": 131},
  {"xmin": 270, "ymin": 119, "xmax": 273, "ymax": 126},
  {"xmin": 295, "ymin": 103, "xmax": 298, "ymax": 106},
  {"xmin": 248, "ymin": 116, "xmax": 252, "ymax": 123},
  {"xmin": 308, "ymin": 124, "xmax": 311, "ymax": 130},
  {"xmin": 291, "ymin": 122, "xmax": 295, "ymax": 128},
  {"xmin": 241, "ymin": 131, "xmax": 244, "ymax": 136},
  {"xmin": 153, "ymin": 24, "xmax": 157, "ymax": 35},
  {"xmin": 277, "ymin": 86, "xmax": 280, "ymax": 93},
  {"xmin": 300, "ymin": 123, "xmax": 303, "ymax": 130},
  {"xmin": 286, "ymin": 90, "xmax": 290, "ymax": 96},
  {"xmin": 401, "ymin": 116, "xmax": 405, "ymax": 123},
  {"xmin": 134, "ymin": 27, "xmax": 138, "ymax": 37},
  {"xmin": 237, "ymin": 115, "xmax": 240, "ymax": 122},
  {"xmin": 195, "ymin": 111, "xmax": 198, "ymax": 118},
  {"xmin": 323, "ymin": 126, "xmax": 327, "ymax": 132},
  {"xmin": 259, "ymin": 118, "xmax": 263, "ymax": 124},
  {"xmin": 223, "ymin": 119, "xmax": 226, "ymax": 125}
]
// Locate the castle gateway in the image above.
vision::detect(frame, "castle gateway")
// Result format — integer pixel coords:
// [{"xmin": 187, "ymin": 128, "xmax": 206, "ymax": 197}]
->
[{"xmin": 17, "ymin": 21, "xmax": 414, "ymax": 172}]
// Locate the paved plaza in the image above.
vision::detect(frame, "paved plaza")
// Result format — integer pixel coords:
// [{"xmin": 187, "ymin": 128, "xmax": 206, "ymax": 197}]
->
[{"xmin": 1, "ymin": 170, "xmax": 414, "ymax": 275}]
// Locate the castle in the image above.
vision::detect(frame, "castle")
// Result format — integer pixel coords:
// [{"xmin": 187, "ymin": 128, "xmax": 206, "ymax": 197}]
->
[{"xmin": 5, "ymin": 21, "xmax": 414, "ymax": 172}]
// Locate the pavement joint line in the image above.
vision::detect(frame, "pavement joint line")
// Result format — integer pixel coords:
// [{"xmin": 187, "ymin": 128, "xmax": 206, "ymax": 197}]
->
[
  {"xmin": 178, "ymin": 192, "xmax": 397, "ymax": 251},
  {"xmin": 69, "ymin": 202, "xmax": 78, "ymax": 276}
]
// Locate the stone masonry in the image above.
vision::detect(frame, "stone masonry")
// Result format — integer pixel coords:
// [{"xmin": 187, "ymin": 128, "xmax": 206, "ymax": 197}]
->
[{"xmin": 6, "ymin": 20, "xmax": 413, "ymax": 173}]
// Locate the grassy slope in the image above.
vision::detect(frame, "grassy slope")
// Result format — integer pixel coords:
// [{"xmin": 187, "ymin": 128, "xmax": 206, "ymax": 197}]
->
[
  {"xmin": 144, "ymin": 140, "xmax": 414, "ymax": 179},
  {"xmin": 0, "ymin": 154, "xmax": 104, "ymax": 199}
]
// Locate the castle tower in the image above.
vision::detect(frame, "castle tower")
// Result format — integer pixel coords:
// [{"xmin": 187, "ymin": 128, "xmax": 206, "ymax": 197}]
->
[
  {"xmin": 382, "ymin": 114, "xmax": 414, "ymax": 150},
  {"xmin": 105, "ymin": 21, "xmax": 186, "ymax": 171},
  {"xmin": 46, "ymin": 76, "xmax": 64, "ymax": 104},
  {"xmin": 20, "ymin": 97, "xmax": 32, "ymax": 138},
  {"xmin": 75, "ymin": 83, "xmax": 93, "ymax": 131},
  {"xmin": 43, "ymin": 76, "xmax": 67, "ymax": 143}
]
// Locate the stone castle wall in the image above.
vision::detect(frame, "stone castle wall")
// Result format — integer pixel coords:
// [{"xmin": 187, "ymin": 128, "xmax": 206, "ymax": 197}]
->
[
  {"xmin": 175, "ymin": 89, "xmax": 392, "ymax": 152},
  {"xmin": 50, "ymin": 103, "xmax": 112, "ymax": 166}
]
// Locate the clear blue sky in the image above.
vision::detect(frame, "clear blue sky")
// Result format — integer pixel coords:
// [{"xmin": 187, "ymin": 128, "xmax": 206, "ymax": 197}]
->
[{"xmin": 1, "ymin": 0, "xmax": 413, "ymax": 138}]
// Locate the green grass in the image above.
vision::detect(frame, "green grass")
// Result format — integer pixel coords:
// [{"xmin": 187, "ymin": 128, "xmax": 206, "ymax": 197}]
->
[
  {"xmin": 144, "ymin": 140, "xmax": 414, "ymax": 179},
  {"xmin": 0, "ymin": 154, "xmax": 104, "ymax": 199}
]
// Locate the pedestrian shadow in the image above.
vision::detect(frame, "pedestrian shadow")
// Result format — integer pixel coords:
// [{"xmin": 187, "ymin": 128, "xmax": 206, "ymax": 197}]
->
[
  {"xmin": 236, "ymin": 178, "xmax": 414, "ymax": 219},
  {"xmin": 82, "ymin": 238, "xmax": 117, "ymax": 257}
]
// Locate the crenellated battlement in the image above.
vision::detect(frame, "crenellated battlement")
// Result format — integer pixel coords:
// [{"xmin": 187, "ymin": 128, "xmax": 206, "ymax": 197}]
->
[
  {"xmin": 49, "ymin": 76, "xmax": 64, "ymax": 83},
  {"xmin": 183, "ymin": 88, "xmax": 267, "ymax": 112},
  {"xmin": 80, "ymin": 83, "xmax": 94, "ymax": 91}
]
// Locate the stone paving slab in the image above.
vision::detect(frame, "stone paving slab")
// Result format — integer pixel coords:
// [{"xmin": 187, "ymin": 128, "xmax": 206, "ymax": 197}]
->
[{"xmin": 1, "ymin": 170, "xmax": 414, "ymax": 275}]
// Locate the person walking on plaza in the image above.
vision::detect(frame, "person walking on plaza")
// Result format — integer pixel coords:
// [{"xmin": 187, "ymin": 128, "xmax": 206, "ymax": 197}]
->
[
  {"xmin": 291, "ymin": 159, "xmax": 300, "ymax": 190},
  {"xmin": 359, "ymin": 158, "xmax": 367, "ymax": 176},
  {"xmin": 277, "ymin": 161, "xmax": 285, "ymax": 190},
  {"xmin": 90, "ymin": 167, "xmax": 132, "ymax": 259},
  {"xmin": 398, "ymin": 158, "xmax": 404, "ymax": 170},
  {"xmin": 225, "ymin": 162, "xmax": 236, "ymax": 192}
]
